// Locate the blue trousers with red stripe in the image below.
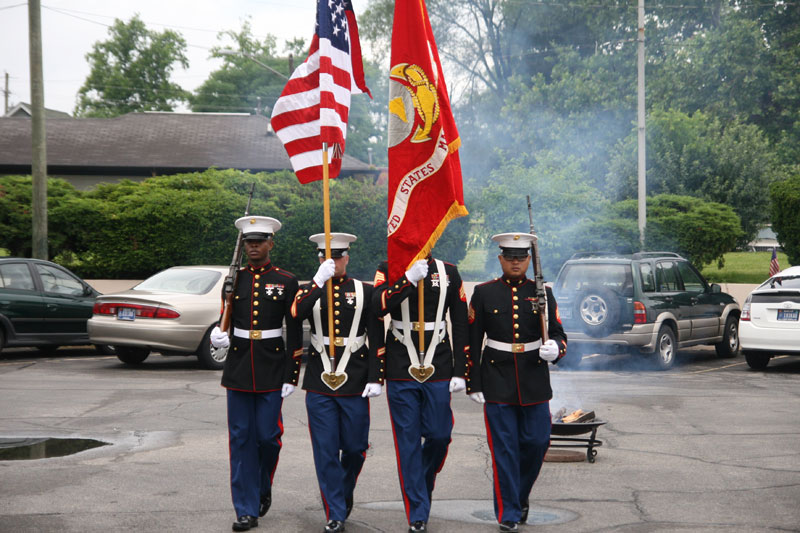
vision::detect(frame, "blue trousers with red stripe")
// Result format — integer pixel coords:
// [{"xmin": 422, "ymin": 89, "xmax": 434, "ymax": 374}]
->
[
  {"xmin": 484, "ymin": 401, "xmax": 551, "ymax": 523},
  {"xmin": 386, "ymin": 379, "xmax": 453, "ymax": 524},
  {"xmin": 227, "ymin": 389, "xmax": 283, "ymax": 519},
  {"xmin": 305, "ymin": 391, "xmax": 370, "ymax": 521}
]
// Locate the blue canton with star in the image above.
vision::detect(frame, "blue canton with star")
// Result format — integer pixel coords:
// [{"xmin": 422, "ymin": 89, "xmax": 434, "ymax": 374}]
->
[{"xmin": 315, "ymin": 0, "xmax": 351, "ymax": 53}]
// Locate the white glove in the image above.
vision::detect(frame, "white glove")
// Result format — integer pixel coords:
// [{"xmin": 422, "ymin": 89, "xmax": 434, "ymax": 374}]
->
[
  {"xmin": 210, "ymin": 326, "xmax": 230, "ymax": 349},
  {"xmin": 469, "ymin": 392, "xmax": 485, "ymax": 404},
  {"xmin": 313, "ymin": 258, "xmax": 336, "ymax": 288},
  {"xmin": 405, "ymin": 259, "xmax": 429, "ymax": 286},
  {"xmin": 281, "ymin": 383, "xmax": 295, "ymax": 398},
  {"xmin": 361, "ymin": 382, "xmax": 383, "ymax": 398},
  {"xmin": 449, "ymin": 377, "xmax": 466, "ymax": 393},
  {"xmin": 539, "ymin": 339, "xmax": 559, "ymax": 362}
]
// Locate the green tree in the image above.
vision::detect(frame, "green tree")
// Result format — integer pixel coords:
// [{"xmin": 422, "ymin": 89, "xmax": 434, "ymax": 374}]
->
[
  {"xmin": 75, "ymin": 15, "xmax": 189, "ymax": 117},
  {"xmin": 607, "ymin": 109, "xmax": 777, "ymax": 245},
  {"xmin": 770, "ymin": 174, "xmax": 800, "ymax": 266}
]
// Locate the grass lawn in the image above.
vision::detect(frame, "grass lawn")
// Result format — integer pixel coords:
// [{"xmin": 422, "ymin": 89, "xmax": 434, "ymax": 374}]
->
[{"xmin": 702, "ymin": 251, "xmax": 791, "ymax": 284}]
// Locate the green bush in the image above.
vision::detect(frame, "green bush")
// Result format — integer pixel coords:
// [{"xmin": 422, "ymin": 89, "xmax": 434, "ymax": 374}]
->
[{"xmin": 770, "ymin": 174, "xmax": 800, "ymax": 265}]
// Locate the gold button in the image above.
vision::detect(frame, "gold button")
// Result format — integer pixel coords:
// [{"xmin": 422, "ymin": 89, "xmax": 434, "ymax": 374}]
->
[
  {"xmin": 254, "ymin": 283, "xmax": 260, "ymax": 288},
  {"xmin": 334, "ymin": 286, "xmax": 340, "ymax": 290},
  {"xmin": 335, "ymin": 328, "xmax": 341, "ymax": 334},
  {"xmin": 254, "ymin": 301, "xmax": 259, "ymax": 306},
  {"xmin": 235, "ymin": 295, "xmax": 240, "ymax": 300},
  {"xmin": 334, "ymin": 293, "xmax": 340, "ymax": 298},
  {"xmin": 253, "ymin": 292, "xmax": 259, "ymax": 297},
  {"xmin": 253, "ymin": 310, "xmax": 259, "ymax": 316},
  {"xmin": 512, "ymin": 287, "xmax": 517, "ymax": 292},
  {"xmin": 335, "ymin": 320, "xmax": 340, "ymax": 325},
  {"xmin": 335, "ymin": 310, "xmax": 340, "ymax": 316},
  {"xmin": 491, "ymin": 360, "xmax": 495, "ymax": 363},
  {"xmin": 254, "ymin": 275, "xmax": 260, "ymax": 280},
  {"xmin": 493, "ymin": 309, "xmax": 498, "ymax": 314},
  {"xmin": 514, "ymin": 305, "xmax": 519, "ymax": 310},
  {"xmin": 515, "ymin": 333, "xmax": 520, "ymax": 339},
  {"xmin": 513, "ymin": 313, "xmax": 519, "ymax": 319},
  {"xmin": 233, "ymin": 347, "xmax": 238, "ymax": 351},
  {"xmin": 513, "ymin": 296, "xmax": 519, "ymax": 301},
  {"xmin": 335, "ymin": 301, "xmax": 340, "ymax": 307},
  {"xmin": 273, "ymin": 296, "xmax": 278, "ymax": 300},
  {"xmin": 253, "ymin": 320, "xmax": 258, "ymax": 326},
  {"xmin": 514, "ymin": 323, "xmax": 519, "ymax": 329}
]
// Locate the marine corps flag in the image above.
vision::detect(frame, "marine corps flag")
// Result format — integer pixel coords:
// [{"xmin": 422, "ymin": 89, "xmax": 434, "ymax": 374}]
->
[{"xmin": 387, "ymin": 0, "xmax": 468, "ymax": 282}]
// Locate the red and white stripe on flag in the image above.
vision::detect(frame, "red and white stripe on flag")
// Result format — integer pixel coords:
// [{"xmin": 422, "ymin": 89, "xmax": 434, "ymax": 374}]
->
[
  {"xmin": 270, "ymin": 0, "xmax": 371, "ymax": 184},
  {"xmin": 769, "ymin": 248, "xmax": 780, "ymax": 277}
]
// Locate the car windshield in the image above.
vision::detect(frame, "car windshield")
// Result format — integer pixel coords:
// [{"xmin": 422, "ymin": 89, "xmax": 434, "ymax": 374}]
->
[
  {"xmin": 761, "ymin": 275, "xmax": 800, "ymax": 290},
  {"xmin": 556, "ymin": 263, "xmax": 634, "ymax": 297},
  {"xmin": 135, "ymin": 269, "xmax": 221, "ymax": 295}
]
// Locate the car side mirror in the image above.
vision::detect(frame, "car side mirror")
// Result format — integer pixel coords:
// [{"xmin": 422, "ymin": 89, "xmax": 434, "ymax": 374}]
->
[
  {"xmin": 83, "ymin": 285, "xmax": 94, "ymax": 296},
  {"xmin": 710, "ymin": 283, "xmax": 721, "ymax": 294}
]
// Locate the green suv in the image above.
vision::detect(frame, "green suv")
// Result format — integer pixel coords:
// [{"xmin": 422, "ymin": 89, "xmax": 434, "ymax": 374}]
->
[
  {"xmin": 552, "ymin": 252, "xmax": 741, "ymax": 369},
  {"xmin": 0, "ymin": 257, "xmax": 111, "ymax": 355}
]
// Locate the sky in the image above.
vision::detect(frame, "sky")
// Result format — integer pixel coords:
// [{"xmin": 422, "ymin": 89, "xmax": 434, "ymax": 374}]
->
[{"xmin": 0, "ymin": 0, "xmax": 369, "ymax": 115}]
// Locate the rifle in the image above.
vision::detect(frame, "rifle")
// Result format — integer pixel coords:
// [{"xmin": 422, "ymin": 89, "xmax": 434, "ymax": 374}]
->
[
  {"xmin": 526, "ymin": 195, "xmax": 548, "ymax": 343},
  {"xmin": 219, "ymin": 183, "xmax": 256, "ymax": 333}
]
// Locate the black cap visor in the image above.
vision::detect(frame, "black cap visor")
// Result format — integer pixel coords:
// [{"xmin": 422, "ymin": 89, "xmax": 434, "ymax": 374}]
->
[{"xmin": 500, "ymin": 247, "xmax": 530, "ymax": 259}]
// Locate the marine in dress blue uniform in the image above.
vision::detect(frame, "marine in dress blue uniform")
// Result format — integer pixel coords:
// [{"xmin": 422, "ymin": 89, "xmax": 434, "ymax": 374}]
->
[
  {"xmin": 467, "ymin": 233, "xmax": 567, "ymax": 533},
  {"xmin": 372, "ymin": 257, "xmax": 470, "ymax": 533},
  {"xmin": 291, "ymin": 233, "xmax": 386, "ymax": 533},
  {"xmin": 217, "ymin": 216, "xmax": 303, "ymax": 532}
]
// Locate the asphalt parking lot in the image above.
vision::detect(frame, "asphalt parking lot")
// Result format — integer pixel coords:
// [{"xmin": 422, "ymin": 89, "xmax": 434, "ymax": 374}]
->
[{"xmin": 1, "ymin": 346, "xmax": 799, "ymax": 533}]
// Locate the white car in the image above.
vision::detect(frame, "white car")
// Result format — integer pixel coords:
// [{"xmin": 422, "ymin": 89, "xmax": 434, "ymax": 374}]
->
[
  {"xmin": 88, "ymin": 266, "xmax": 229, "ymax": 370},
  {"xmin": 739, "ymin": 265, "xmax": 800, "ymax": 369}
]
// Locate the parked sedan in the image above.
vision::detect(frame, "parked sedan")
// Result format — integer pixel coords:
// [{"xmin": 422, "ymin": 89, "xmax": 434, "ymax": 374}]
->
[
  {"xmin": 88, "ymin": 266, "xmax": 229, "ymax": 370},
  {"xmin": 739, "ymin": 265, "xmax": 800, "ymax": 369},
  {"xmin": 0, "ymin": 257, "xmax": 112, "ymax": 355}
]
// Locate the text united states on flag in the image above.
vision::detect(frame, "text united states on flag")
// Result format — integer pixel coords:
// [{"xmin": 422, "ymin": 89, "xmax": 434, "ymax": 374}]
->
[{"xmin": 270, "ymin": 0, "xmax": 371, "ymax": 184}]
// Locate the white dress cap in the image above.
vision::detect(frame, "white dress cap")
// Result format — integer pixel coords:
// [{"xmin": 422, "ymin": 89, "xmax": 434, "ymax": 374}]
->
[
  {"xmin": 309, "ymin": 233, "xmax": 357, "ymax": 257},
  {"xmin": 235, "ymin": 216, "xmax": 282, "ymax": 239},
  {"xmin": 490, "ymin": 232, "xmax": 536, "ymax": 250}
]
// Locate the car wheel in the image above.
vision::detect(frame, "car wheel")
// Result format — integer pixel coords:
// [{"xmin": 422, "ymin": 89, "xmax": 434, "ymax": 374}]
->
[
  {"xmin": 94, "ymin": 344, "xmax": 116, "ymax": 356},
  {"xmin": 744, "ymin": 350, "xmax": 770, "ymax": 370},
  {"xmin": 714, "ymin": 315, "xmax": 740, "ymax": 358},
  {"xmin": 116, "ymin": 347, "xmax": 150, "ymax": 365},
  {"xmin": 197, "ymin": 326, "xmax": 227, "ymax": 370},
  {"xmin": 575, "ymin": 287, "xmax": 621, "ymax": 338},
  {"xmin": 651, "ymin": 324, "xmax": 676, "ymax": 370}
]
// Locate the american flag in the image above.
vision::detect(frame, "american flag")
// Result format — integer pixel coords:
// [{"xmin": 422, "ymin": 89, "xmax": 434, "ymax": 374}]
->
[
  {"xmin": 270, "ymin": 0, "xmax": 371, "ymax": 184},
  {"xmin": 769, "ymin": 248, "xmax": 780, "ymax": 277}
]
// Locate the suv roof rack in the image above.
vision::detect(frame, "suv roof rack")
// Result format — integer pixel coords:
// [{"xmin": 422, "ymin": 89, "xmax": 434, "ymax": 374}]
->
[
  {"xmin": 631, "ymin": 251, "xmax": 683, "ymax": 259},
  {"xmin": 569, "ymin": 251, "xmax": 629, "ymax": 259}
]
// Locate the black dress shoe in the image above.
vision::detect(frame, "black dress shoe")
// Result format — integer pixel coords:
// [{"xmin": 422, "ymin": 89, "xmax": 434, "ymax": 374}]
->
[
  {"xmin": 324, "ymin": 520, "xmax": 345, "ymax": 533},
  {"xmin": 259, "ymin": 491, "xmax": 271, "ymax": 517},
  {"xmin": 499, "ymin": 521, "xmax": 519, "ymax": 532},
  {"xmin": 408, "ymin": 521, "xmax": 427, "ymax": 532},
  {"xmin": 519, "ymin": 500, "xmax": 529, "ymax": 524},
  {"xmin": 232, "ymin": 515, "xmax": 258, "ymax": 532},
  {"xmin": 345, "ymin": 494, "xmax": 353, "ymax": 518}
]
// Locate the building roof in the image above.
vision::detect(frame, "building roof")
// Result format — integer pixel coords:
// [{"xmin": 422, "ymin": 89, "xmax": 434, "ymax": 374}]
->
[
  {"xmin": 3, "ymin": 102, "xmax": 72, "ymax": 119},
  {"xmin": 0, "ymin": 112, "xmax": 374, "ymax": 177}
]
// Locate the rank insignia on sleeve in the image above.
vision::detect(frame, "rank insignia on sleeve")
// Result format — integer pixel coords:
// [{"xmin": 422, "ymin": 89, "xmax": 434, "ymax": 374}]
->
[
  {"xmin": 468, "ymin": 304, "xmax": 475, "ymax": 323},
  {"xmin": 459, "ymin": 284, "xmax": 466, "ymax": 302},
  {"xmin": 373, "ymin": 271, "xmax": 386, "ymax": 285}
]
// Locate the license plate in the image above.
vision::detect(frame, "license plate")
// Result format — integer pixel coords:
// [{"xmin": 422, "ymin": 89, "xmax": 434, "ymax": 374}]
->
[
  {"xmin": 777, "ymin": 309, "xmax": 799, "ymax": 321},
  {"xmin": 117, "ymin": 308, "xmax": 136, "ymax": 321}
]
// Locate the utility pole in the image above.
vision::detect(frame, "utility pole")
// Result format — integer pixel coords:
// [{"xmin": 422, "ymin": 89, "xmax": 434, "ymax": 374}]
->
[
  {"xmin": 3, "ymin": 72, "xmax": 9, "ymax": 114},
  {"xmin": 637, "ymin": 0, "xmax": 646, "ymax": 248},
  {"xmin": 29, "ymin": 0, "xmax": 48, "ymax": 259}
]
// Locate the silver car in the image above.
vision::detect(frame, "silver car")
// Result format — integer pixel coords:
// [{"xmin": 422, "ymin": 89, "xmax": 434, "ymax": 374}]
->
[{"xmin": 88, "ymin": 266, "xmax": 229, "ymax": 370}]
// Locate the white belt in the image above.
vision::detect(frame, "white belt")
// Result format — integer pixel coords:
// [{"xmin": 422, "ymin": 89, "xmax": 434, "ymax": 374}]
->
[
  {"xmin": 233, "ymin": 327, "xmax": 282, "ymax": 340},
  {"xmin": 391, "ymin": 319, "xmax": 445, "ymax": 332},
  {"xmin": 485, "ymin": 339, "xmax": 542, "ymax": 353},
  {"xmin": 311, "ymin": 334, "xmax": 366, "ymax": 350}
]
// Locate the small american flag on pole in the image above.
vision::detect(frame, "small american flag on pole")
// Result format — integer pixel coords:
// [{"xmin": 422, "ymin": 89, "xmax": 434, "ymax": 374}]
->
[
  {"xmin": 769, "ymin": 248, "xmax": 780, "ymax": 277},
  {"xmin": 270, "ymin": 0, "xmax": 371, "ymax": 184}
]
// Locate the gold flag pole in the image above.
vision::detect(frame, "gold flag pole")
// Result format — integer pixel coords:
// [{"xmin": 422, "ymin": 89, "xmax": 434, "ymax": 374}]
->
[
  {"xmin": 417, "ymin": 280, "xmax": 425, "ymax": 362},
  {"xmin": 322, "ymin": 143, "xmax": 336, "ymax": 367}
]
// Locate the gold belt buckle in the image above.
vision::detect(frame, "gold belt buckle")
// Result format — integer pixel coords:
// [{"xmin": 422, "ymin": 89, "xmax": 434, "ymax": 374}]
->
[
  {"xmin": 511, "ymin": 343, "xmax": 525, "ymax": 353},
  {"xmin": 411, "ymin": 322, "xmax": 421, "ymax": 331},
  {"xmin": 333, "ymin": 337, "xmax": 345, "ymax": 347},
  {"xmin": 250, "ymin": 330, "xmax": 262, "ymax": 340}
]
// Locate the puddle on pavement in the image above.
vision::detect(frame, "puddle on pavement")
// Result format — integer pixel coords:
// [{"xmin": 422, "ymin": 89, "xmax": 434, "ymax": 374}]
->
[{"xmin": 0, "ymin": 437, "xmax": 110, "ymax": 460}]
